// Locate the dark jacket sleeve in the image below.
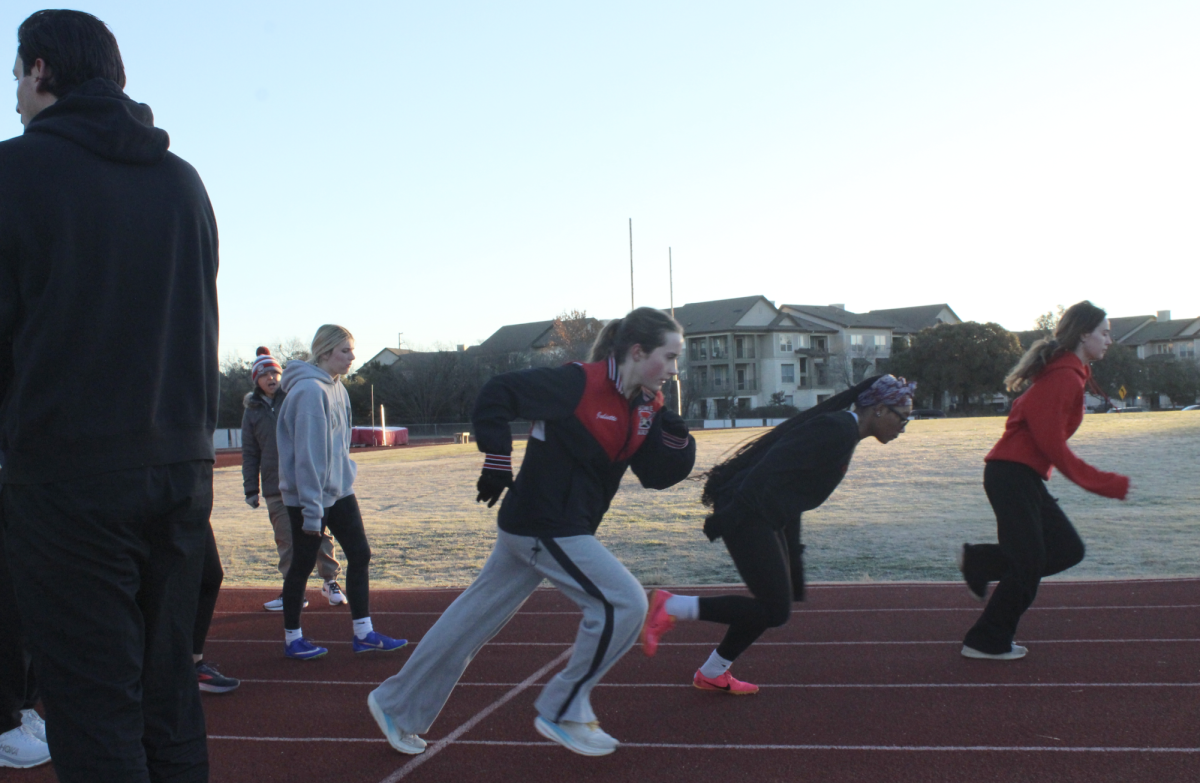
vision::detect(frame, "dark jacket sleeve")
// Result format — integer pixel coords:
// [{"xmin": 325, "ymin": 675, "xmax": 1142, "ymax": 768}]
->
[
  {"xmin": 472, "ymin": 365, "xmax": 587, "ymax": 459},
  {"xmin": 727, "ymin": 415, "xmax": 859, "ymax": 531},
  {"xmin": 629, "ymin": 411, "xmax": 696, "ymax": 489},
  {"xmin": 241, "ymin": 405, "xmax": 262, "ymax": 496}
]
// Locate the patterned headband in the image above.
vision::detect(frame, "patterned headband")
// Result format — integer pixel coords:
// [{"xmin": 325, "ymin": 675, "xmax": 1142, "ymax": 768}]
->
[{"xmin": 856, "ymin": 375, "xmax": 917, "ymax": 408}]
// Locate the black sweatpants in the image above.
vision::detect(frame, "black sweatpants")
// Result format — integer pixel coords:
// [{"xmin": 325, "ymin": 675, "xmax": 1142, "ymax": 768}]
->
[
  {"xmin": 0, "ymin": 514, "xmax": 37, "ymax": 734},
  {"xmin": 283, "ymin": 494, "xmax": 371, "ymax": 628},
  {"xmin": 697, "ymin": 518, "xmax": 796, "ymax": 661},
  {"xmin": 1, "ymin": 461, "xmax": 211, "ymax": 783},
  {"xmin": 194, "ymin": 524, "xmax": 224, "ymax": 656},
  {"xmin": 962, "ymin": 460, "xmax": 1085, "ymax": 654}
]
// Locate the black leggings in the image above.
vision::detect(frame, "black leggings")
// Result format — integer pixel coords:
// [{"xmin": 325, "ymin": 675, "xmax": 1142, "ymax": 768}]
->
[
  {"xmin": 283, "ymin": 495, "xmax": 371, "ymax": 628},
  {"xmin": 193, "ymin": 523, "xmax": 224, "ymax": 655},
  {"xmin": 962, "ymin": 460, "xmax": 1085, "ymax": 654},
  {"xmin": 697, "ymin": 517, "xmax": 800, "ymax": 661}
]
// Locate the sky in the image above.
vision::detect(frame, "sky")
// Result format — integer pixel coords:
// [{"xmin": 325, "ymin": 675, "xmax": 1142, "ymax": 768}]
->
[{"xmin": 7, "ymin": 2, "xmax": 1198, "ymax": 370}]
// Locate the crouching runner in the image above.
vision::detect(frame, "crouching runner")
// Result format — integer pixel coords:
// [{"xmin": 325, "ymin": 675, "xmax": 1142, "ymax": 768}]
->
[{"xmin": 368, "ymin": 307, "xmax": 695, "ymax": 757}]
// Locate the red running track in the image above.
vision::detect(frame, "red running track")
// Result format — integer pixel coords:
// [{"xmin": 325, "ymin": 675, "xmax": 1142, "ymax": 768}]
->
[{"xmin": 4, "ymin": 579, "xmax": 1198, "ymax": 782}]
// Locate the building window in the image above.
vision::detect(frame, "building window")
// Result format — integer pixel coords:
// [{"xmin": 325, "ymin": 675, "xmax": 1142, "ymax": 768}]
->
[
  {"xmin": 711, "ymin": 336, "xmax": 728, "ymax": 359},
  {"xmin": 1156, "ymin": 343, "xmax": 1174, "ymax": 355},
  {"xmin": 735, "ymin": 336, "xmax": 756, "ymax": 359},
  {"xmin": 873, "ymin": 335, "xmax": 887, "ymax": 347},
  {"xmin": 812, "ymin": 336, "xmax": 827, "ymax": 352},
  {"xmin": 1180, "ymin": 343, "xmax": 1196, "ymax": 359},
  {"xmin": 736, "ymin": 364, "xmax": 756, "ymax": 391},
  {"xmin": 797, "ymin": 358, "xmax": 808, "ymax": 388},
  {"xmin": 781, "ymin": 364, "xmax": 795, "ymax": 384},
  {"xmin": 779, "ymin": 335, "xmax": 793, "ymax": 352},
  {"xmin": 850, "ymin": 334, "xmax": 864, "ymax": 346},
  {"xmin": 712, "ymin": 365, "xmax": 729, "ymax": 390},
  {"xmin": 689, "ymin": 337, "xmax": 707, "ymax": 360}
]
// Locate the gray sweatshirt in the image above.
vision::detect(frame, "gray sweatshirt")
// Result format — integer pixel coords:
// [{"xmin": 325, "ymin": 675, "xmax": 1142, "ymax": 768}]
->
[{"xmin": 276, "ymin": 360, "xmax": 357, "ymax": 531}]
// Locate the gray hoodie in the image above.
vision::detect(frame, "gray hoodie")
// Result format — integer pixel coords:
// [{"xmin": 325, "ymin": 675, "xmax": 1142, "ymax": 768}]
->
[{"xmin": 276, "ymin": 360, "xmax": 357, "ymax": 531}]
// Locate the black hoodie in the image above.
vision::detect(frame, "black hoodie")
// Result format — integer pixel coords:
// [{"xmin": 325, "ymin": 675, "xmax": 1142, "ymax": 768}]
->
[{"xmin": 0, "ymin": 79, "xmax": 219, "ymax": 483}]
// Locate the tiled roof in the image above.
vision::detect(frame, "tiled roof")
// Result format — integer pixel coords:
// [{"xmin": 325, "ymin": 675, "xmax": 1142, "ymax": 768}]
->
[
  {"xmin": 865, "ymin": 304, "xmax": 960, "ymax": 332},
  {"xmin": 1109, "ymin": 316, "xmax": 1155, "ymax": 343},
  {"xmin": 475, "ymin": 320, "xmax": 556, "ymax": 354},
  {"xmin": 781, "ymin": 304, "xmax": 898, "ymax": 329},
  {"xmin": 1120, "ymin": 318, "xmax": 1199, "ymax": 345},
  {"xmin": 670, "ymin": 296, "xmax": 773, "ymax": 332}
]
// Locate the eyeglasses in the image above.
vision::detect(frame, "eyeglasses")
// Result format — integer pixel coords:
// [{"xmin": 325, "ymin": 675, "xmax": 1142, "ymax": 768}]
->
[{"xmin": 886, "ymin": 406, "xmax": 909, "ymax": 429}]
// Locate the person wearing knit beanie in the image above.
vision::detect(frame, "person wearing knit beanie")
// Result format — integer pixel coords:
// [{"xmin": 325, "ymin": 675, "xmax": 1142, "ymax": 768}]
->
[{"xmin": 251, "ymin": 347, "xmax": 283, "ymax": 384}]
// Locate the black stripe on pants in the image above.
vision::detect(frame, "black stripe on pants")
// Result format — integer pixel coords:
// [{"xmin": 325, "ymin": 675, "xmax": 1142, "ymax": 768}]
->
[
  {"xmin": 962, "ymin": 460, "xmax": 1085, "ymax": 654},
  {"xmin": 539, "ymin": 537, "xmax": 614, "ymax": 723},
  {"xmin": 283, "ymin": 495, "xmax": 371, "ymax": 627},
  {"xmin": 697, "ymin": 519, "xmax": 793, "ymax": 661}
]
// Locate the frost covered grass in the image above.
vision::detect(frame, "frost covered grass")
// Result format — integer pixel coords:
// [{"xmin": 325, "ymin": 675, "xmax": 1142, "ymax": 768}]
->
[{"xmin": 210, "ymin": 412, "xmax": 1200, "ymax": 588}]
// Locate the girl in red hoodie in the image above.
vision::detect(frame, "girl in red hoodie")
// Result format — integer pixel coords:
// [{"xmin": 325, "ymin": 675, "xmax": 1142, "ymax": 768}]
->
[{"xmin": 959, "ymin": 301, "xmax": 1130, "ymax": 660}]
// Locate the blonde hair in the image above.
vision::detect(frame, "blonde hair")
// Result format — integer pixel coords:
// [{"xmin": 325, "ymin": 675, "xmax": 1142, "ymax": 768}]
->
[
  {"xmin": 1004, "ymin": 301, "xmax": 1106, "ymax": 392},
  {"xmin": 310, "ymin": 324, "xmax": 354, "ymax": 371}
]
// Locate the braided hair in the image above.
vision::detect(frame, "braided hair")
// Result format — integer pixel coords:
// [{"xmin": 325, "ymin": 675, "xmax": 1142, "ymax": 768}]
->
[{"xmin": 700, "ymin": 374, "xmax": 883, "ymax": 507}]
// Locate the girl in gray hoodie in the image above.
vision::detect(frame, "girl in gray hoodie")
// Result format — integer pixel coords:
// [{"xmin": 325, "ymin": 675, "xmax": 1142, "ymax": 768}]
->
[{"xmin": 276, "ymin": 325, "xmax": 406, "ymax": 659}]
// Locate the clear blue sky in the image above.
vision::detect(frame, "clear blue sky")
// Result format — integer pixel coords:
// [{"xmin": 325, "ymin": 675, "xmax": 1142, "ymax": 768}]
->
[{"xmin": 8, "ymin": 2, "xmax": 1198, "ymax": 369}]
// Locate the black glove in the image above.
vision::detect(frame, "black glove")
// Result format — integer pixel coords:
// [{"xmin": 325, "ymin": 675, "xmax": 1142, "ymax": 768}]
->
[
  {"xmin": 659, "ymin": 409, "xmax": 690, "ymax": 439},
  {"xmin": 476, "ymin": 469, "xmax": 514, "ymax": 508}
]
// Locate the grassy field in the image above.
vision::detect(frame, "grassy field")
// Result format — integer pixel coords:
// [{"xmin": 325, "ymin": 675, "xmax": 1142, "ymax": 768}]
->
[{"xmin": 211, "ymin": 412, "xmax": 1200, "ymax": 588}]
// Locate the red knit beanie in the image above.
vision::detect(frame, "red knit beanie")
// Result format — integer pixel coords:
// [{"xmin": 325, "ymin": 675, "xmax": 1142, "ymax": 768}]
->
[{"xmin": 251, "ymin": 347, "xmax": 283, "ymax": 382}]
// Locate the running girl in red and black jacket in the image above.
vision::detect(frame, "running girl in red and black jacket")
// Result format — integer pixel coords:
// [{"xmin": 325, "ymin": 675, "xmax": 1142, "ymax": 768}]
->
[
  {"xmin": 642, "ymin": 374, "xmax": 915, "ymax": 694},
  {"xmin": 959, "ymin": 300, "xmax": 1130, "ymax": 660},
  {"xmin": 368, "ymin": 308, "xmax": 695, "ymax": 759}
]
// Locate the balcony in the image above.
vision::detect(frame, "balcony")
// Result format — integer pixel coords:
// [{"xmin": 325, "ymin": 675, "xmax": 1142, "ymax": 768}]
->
[{"xmin": 689, "ymin": 378, "xmax": 757, "ymax": 396}]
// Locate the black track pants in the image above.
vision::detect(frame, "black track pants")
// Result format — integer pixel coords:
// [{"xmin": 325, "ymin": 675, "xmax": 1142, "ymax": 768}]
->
[
  {"xmin": 962, "ymin": 460, "xmax": 1085, "ymax": 654},
  {"xmin": 283, "ymin": 495, "xmax": 371, "ymax": 627},
  {"xmin": 697, "ymin": 520, "xmax": 794, "ymax": 661},
  {"xmin": 193, "ymin": 524, "xmax": 224, "ymax": 656}
]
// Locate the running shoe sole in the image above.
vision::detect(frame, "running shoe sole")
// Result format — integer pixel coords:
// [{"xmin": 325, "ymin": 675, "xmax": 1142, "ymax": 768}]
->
[
  {"xmin": 961, "ymin": 643, "xmax": 1028, "ymax": 660},
  {"xmin": 367, "ymin": 692, "xmax": 426, "ymax": 755},
  {"xmin": 533, "ymin": 717, "xmax": 616, "ymax": 757}
]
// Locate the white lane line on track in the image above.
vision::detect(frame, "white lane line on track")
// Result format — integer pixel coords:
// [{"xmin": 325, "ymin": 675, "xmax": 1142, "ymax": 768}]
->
[
  {"xmin": 213, "ymin": 603, "xmax": 1200, "ymax": 616},
  {"xmin": 377, "ymin": 647, "xmax": 574, "ymax": 783},
  {"xmin": 234, "ymin": 678, "xmax": 1200, "ymax": 689},
  {"xmin": 205, "ymin": 637, "xmax": 1200, "ymax": 647},
  {"xmin": 206, "ymin": 737, "xmax": 1200, "ymax": 753}
]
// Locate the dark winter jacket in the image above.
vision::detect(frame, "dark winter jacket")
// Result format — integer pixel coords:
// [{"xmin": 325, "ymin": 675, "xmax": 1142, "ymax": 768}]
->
[
  {"xmin": 242, "ymin": 389, "xmax": 286, "ymax": 497},
  {"xmin": 473, "ymin": 357, "xmax": 696, "ymax": 538},
  {"xmin": 0, "ymin": 78, "xmax": 218, "ymax": 483},
  {"xmin": 704, "ymin": 412, "xmax": 860, "ymax": 541}
]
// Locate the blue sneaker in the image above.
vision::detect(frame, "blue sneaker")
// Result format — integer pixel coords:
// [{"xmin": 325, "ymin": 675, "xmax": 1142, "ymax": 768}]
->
[
  {"xmin": 352, "ymin": 630, "xmax": 407, "ymax": 653},
  {"xmin": 284, "ymin": 637, "xmax": 328, "ymax": 660}
]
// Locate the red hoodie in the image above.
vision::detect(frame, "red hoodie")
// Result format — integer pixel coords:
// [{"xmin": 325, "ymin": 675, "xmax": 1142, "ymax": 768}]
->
[{"xmin": 986, "ymin": 351, "xmax": 1129, "ymax": 499}]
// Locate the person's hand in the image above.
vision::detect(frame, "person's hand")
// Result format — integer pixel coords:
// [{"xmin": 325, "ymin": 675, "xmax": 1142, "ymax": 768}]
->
[
  {"xmin": 245, "ymin": 494, "xmax": 260, "ymax": 509},
  {"xmin": 476, "ymin": 469, "xmax": 514, "ymax": 508},
  {"xmin": 659, "ymin": 409, "xmax": 689, "ymax": 439}
]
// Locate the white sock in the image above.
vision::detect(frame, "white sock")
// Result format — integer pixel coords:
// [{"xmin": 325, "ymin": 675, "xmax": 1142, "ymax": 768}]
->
[
  {"xmin": 353, "ymin": 617, "xmax": 374, "ymax": 639},
  {"xmin": 664, "ymin": 594, "xmax": 699, "ymax": 621},
  {"xmin": 699, "ymin": 650, "xmax": 733, "ymax": 679},
  {"xmin": 284, "ymin": 628, "xmax": 303, "ymax": 644}
]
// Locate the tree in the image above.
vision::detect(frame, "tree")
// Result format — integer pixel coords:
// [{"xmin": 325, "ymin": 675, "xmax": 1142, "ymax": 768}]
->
[
  {"xmin": 217, "ymin": 354, "xmax": 252, "ymax": 428},
  {"xmin": 1145, "ymin": 356, "xmax": 1200, "ymax": 408},
  {"xmin": 1089, "ymin": 344, "xmax": 1145, "ymax": 404},
  {"xmin": 542, "ymin": 309, "xmax": 603, "ymax": 364},
  {"xmin": 888, "ymin": 322, "xmax": 1022, "ymax": 413},
  {"xmin": 1033, "ymin": 305, "xmax": 1065, "ymax": 336}
]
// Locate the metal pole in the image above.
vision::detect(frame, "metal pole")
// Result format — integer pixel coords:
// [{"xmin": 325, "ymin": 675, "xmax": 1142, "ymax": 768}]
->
[
  {"xmin": 628, "ymin": 218, "xmax": 635, "ymax": 311},
  {"xmin": 670, "ymin": 247, "xmax": 681, "ymax": 416},
  {"xmin": 370, "ymin": 384, "xmax": 376, "ymax": 445}
]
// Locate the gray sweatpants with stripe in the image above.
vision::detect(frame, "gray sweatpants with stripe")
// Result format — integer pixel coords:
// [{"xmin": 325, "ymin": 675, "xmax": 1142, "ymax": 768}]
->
[{"xmin": 370, "ymin": 529, "xmax": 648, "ymax": 732}]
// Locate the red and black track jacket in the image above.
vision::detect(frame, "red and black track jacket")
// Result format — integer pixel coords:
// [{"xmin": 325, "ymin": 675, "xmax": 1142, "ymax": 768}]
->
[{"xmin": 472, "ymin": 357, "xmax": 696, "ymax": 538}]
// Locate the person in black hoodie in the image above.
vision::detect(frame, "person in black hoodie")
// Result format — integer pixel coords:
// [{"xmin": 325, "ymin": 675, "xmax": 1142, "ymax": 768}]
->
[
  {"xmin": 641, "ymin": 375, "xmax": 914, "ymax": 694},
  {"xmin": 0, "ymin": 11, "xmax": 218, "ymax": 783}
]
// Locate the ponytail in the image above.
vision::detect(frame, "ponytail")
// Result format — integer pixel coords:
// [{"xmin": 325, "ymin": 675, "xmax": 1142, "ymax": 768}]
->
[
  {"xmin": 590, "ymin": 307, "xmax": 683, "ymax": 362},
  {"xmin": 1005, "ymin": 300, "xmax": 1106, "ymax": 392},
  {"xmin": 700, "ymin": 374, "xmax": 882, "ymax": 507}
]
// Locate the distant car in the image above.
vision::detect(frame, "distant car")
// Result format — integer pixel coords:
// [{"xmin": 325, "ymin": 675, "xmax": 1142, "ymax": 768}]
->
[
  {"xmin": 908, "ymin": 408, "xmax": 946, "ymax": 419},
  {"xmin": 1183, "ymin": 404, "xmax": 1200, "ymax": 412},
  {"xmin": 1107, "ymin": 406, "xmax": 1145, "ymax": 413}
]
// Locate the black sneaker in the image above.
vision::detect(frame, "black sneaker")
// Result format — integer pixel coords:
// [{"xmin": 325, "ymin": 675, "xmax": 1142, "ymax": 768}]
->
[
  {"xmin": 196, "ymin": 661, "xmax": 240, "ymax": 693},
  {"xmin": 958, "ymin": 544, "xmax": 988, "ymax": 602}
]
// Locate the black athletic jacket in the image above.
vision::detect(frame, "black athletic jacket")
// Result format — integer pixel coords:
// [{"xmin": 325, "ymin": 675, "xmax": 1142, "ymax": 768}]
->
[
  {"xmin": 0, "ymin": 79, "xmax": 218, "ymax": 483},
  {"xmin": 705, "ymin": 411, "xmax": 860, "ymax": 540},
  {"xmin": 473, "ymin": 357, "xmax": 696, "ymax": 538}
]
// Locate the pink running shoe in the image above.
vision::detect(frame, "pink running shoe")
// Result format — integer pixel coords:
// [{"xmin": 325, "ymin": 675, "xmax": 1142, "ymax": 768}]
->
[
  {"xmin": 640, "ymin": 589, "xmax": 676, "ymax": 657},
  {"xmin": 693, "ymin": 669, "xmax": 759, "ymax": 695}
]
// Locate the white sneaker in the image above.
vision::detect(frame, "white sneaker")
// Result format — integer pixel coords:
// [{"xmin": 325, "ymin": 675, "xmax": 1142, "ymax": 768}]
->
[
  {"xmin": 0, "ymin": 724, "xmax": 51, "ymax": 769},
  {"xmin": 534, "ymin": 716, "xmax": 618, "ymax": 756},
  {"xmin": 322, "ymin": 580, "xmax": 347, "ymax": 606},
  {"xmin": 961, "ymin": 643, "xmax": 1028, "ymax": 661},
  {"xmin": 264, "ymin": 594, "xmax": 307, "ymax": 611},
  {"xmin": 367, "ymin": 692, "xmax": 426, "ymax": 755},
  {"xmin": 19, "ymin": 710, "xmax": 45, "ymax": 743}
]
